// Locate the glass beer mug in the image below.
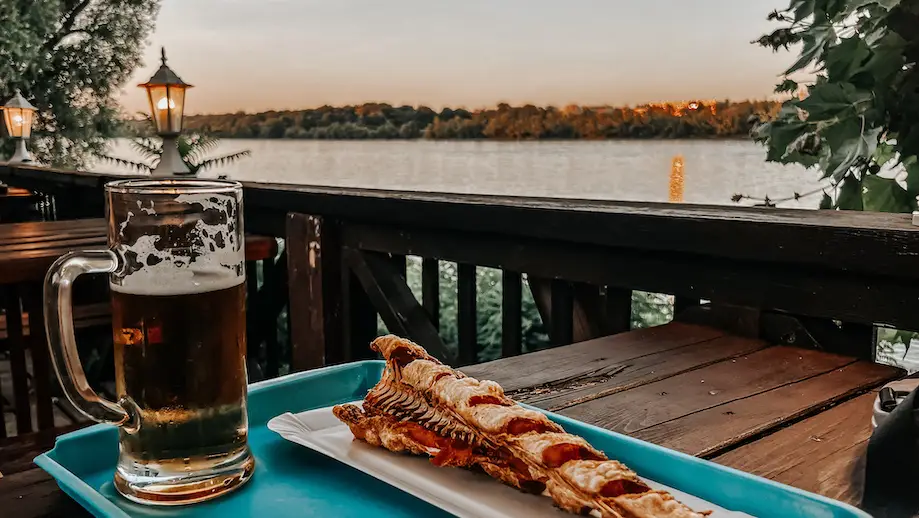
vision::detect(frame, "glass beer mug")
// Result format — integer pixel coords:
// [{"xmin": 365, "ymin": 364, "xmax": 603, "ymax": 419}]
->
[{"xmin": 44, "ymin": 179, "xmax": 254, "ymax": 505}]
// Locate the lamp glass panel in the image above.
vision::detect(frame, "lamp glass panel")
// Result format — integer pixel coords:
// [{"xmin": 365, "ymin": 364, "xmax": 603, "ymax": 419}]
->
[{"xmin": 3, "ymin": 107, "xmax": 32, "ymax": 138}]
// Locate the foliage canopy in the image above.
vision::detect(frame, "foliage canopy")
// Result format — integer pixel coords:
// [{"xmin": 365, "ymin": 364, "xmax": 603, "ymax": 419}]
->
[
  {"xmin": 754, "ymin": 0, "xmax": 919, "ymax": 212},
  {"xmin": 180, "ymin": 101, "xmax": 778, "ymax": 141},
  {"xmin": 0, "ymin": 0, "xmax": 159, "ymax": 167}
]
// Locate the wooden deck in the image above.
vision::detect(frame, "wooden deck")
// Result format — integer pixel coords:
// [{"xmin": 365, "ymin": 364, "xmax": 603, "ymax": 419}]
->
[
  {"xmin": 0, "ymin": 164, "xmax": 916, "ymax": 516},
  {"xmin": 0, "ymin": 322, "xmax": 901, "ymax": 516}
]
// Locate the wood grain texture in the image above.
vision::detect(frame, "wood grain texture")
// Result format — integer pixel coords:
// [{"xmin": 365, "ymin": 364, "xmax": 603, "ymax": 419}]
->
[
  {"xmin": 712, "ymin": 392, "xmax": 879, "ymax": 505},
  {"xmin": 20, "ymin": 286, "xmax": 54, "ymax": 430},
  {"xmin": 0, "ymin": 219, "xmax": 278, "ymax": 285},
  {"xmin": 340, "ymin": 222, "xmax": 919, "ymax": 332},
  {"xmin": 0, "ymin": 424, "xmax": 84, "ymax": 477},
  {"xmin": 558, "ymin": 345, "xmax": 856, "ymax": 434},
  {"xmin": 521, "ymin": 334, "xmax": 770, "ymax": 411},
  {"xmin": 345, "ymin": 248, "xmax": 450, "ymax": 362},
  {"xmin": 461, "ymin": 322, "xmax": 724, "ymax": 392},
  {"xmin": 550, "ymin": 279, "xmax": 574, "ymax": 346},
  {"xmin": 259, "ymin": 252, "xmax": 288, "ymax": 374},
  {"xmin": 634, "ymin": 362, "xmax": 901, "ymax": 458},
  {"xmin": 501, "ymin": 270, "xmax": 522, "ymax": 357},
  {"xmin": 341, "ymin": 264, "xmax": 378, "ymax": 362},
  {"xmin": 421, "ymin": 258, "xmax": 440, "ymax": 330},
  {"xmin": 4, "ymin": 287, "xmax": 32, "ymax": 434},
  {"xmin": 238, "ymin": 173, "xmax": 919, "ymax": 280},
  {"xmin": 0, "ymin": 468, "xmax": 89, "ymax": 518},
  {"xmin": 457, "ymin": 263, "xmax": 477, "ymax": 365},
  {"xmin": 23, "ymin": 163, "xmax": 919, "ymax": 286},
  {"xmin": 599, "ymin": 286, "xmax": 632, "ymax": 336},
  {"xmin": 286, "ymin": 214, "xmax": 329, "ymax": 370}
]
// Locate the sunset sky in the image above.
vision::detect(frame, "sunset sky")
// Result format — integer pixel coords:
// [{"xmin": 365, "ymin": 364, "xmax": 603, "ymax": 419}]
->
[{"xmin": 121, "ymin": 0, "xmax": 796, "ymax": 115}]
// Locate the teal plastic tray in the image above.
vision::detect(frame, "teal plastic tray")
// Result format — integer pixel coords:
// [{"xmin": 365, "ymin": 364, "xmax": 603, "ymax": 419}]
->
[{"xmin": 36, "ymin": 360, "xmax": 870, "ymax": 518}]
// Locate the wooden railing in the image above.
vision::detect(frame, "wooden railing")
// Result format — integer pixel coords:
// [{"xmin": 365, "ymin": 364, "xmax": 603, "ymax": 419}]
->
[{"xmin": 4, "ymin": 164, "xmax": 919, "ymax": 375}]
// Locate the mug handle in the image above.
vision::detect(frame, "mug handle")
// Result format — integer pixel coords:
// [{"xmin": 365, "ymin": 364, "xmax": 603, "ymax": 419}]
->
[{"xmin": 44, "ymin": 250, "xmax": 134, "ymax": 428}]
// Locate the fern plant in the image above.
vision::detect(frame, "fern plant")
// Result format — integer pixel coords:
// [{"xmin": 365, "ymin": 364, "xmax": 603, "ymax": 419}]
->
[{"xmin": 100, "ymin": 118, "xmax": 250, "ymax": 175}]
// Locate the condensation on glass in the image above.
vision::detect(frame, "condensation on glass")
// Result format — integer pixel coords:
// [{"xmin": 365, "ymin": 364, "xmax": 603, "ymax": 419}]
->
[{"xmin": 44, "ymin": 179, "xmax": 254, "ymax": 505}]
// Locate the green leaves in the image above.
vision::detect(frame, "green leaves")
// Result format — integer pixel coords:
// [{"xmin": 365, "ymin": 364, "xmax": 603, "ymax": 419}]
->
[
  {"xmin": 836, "ymin": 175, "xmax": 864, "ymax": 210},
  {"xmin": 1, "ymin": 0, "xmax": 160, "ymax": 166},
  {"xmin": 762, "ymin": 120, "xmax": 809, "ymax": 162},
  {"xmin": 827, "ymin": 37, "xmax": 871, "ymax": 79},
  {"xmin": 820, "ymin": 120, "xmax": 878, "ymax": 180},
  {"xmin": 875, "ymin": 0, "xmax": 902, "ymax": 9},
  {"xmin": 752, "ymin": 0, "xmax": 919, "ymax": 213},
  {"xmin": 775, "ymin": 79, "xmax": 799, "ymax": 94},
  {"xmin": 906, "ymin": 158, "xmax": 919, "ymax": 196},
  {"xmin": 785, "ymin": 25, "xmax": 835, "ymax": 74},
  {"xmin": 798, "ymin": 83, "xmax": 873, "ymax": 119},
  {"xmin": 862, "ymin": 175, "xmax": 918, "ymax": 212}
]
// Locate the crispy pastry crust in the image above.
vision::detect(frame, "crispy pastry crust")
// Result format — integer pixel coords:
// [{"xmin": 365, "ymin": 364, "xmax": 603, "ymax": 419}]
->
[{"xmin": 334, "ymin": 335, "xmax": 710, "ymax": 518}]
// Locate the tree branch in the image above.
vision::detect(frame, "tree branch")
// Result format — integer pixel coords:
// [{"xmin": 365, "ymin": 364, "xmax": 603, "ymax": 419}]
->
[
  {"xmin": 44, "ymin": 0, "xmax": 92, "ymax": 51},
  {"xmin": 732, "ymin": 183, "xmax": 835, "ymax": 207}
]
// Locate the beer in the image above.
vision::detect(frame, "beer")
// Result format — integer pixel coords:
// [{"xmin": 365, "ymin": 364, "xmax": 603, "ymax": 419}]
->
[
  {"xmin": 45, "ymin": 179, "xmax": 253, "ymax": 505},
  {"xmin": 110, "ymin": 279, "xmax": 253, "ymax": 503}
]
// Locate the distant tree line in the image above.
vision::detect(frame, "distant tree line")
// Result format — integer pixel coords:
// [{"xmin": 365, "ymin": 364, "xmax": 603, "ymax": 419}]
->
[{"xmin": 164, "ymin": 101, "xmax": 780, "ymax": 141}]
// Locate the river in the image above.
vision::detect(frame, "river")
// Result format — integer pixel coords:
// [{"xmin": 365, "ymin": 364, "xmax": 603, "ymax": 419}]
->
[{"xmin": 99, "ymin": 139, "xmax": 823, "ymax": 208}]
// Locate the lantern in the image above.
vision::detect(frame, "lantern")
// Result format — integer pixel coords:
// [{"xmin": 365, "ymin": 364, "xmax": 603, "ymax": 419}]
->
[
  {"xmin": 3, "ymin": 89, "xmax": 37, "ymax": 163},
  {"xmin": 139, "ymin": 47, "xmax": 192, "ymax": 135},
  {"xmin": 139, "ymin": 48, "xmax": 194, "ymax": 175}
]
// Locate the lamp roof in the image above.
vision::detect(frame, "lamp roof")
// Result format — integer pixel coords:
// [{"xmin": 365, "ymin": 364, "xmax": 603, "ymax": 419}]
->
[
  {"xmin": 4, "ymin": 89, "xmax": 37, "ymax": 111},
  {"xmin": 138, "ymin": 48, "xmax": 193, "ymax": 88}
]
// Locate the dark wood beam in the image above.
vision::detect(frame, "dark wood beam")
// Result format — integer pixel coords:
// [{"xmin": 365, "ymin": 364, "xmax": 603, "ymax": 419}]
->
[
  {"xmin": 344, "ymin": 248, "xmax": 452, "ymax": 363},
  {"xmin": 286, "ymin": 214, "xmax": 342, "ymax": 371},
  {"xmin": 341, "ymin": 222, "xmax": 919, "ymax": 333},
  {"xmin": 501, "ymin": 270, "xmax": 522, "ymax": 357}
]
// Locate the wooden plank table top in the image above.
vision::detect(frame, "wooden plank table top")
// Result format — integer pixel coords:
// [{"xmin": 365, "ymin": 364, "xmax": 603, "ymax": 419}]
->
[
  {"xmin": 0, "ymin": 219, "xmax": 278, "ymax": 285},
  {"xmin": 0, "ymin": 322, "xmax": 902, "ymax": 517}
]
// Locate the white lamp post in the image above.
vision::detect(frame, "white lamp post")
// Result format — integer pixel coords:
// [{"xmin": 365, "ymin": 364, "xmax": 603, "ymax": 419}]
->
[
  {"xmin": 139, "ymin": 48, "xmax": 193, "ymax": 176},
  {"xmin": 3, "ymin": 89, "xmax": 37, "ymax": 163}
]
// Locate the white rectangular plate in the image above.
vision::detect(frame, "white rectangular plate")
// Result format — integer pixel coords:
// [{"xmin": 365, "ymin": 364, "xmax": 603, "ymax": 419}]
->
[{"xmin": 268, "ymin": 403, "xmax": 753, "ymax": 518}]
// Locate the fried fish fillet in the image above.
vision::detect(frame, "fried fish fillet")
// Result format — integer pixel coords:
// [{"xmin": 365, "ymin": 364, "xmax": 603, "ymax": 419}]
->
[{"xmin": 334, "ymin": 335, "xmax": 710, "ymax": 518}]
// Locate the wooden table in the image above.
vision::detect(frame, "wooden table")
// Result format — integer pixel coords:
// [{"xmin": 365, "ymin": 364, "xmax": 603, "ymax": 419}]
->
[
  {"xmin": 0, "ymin": 219, "xmax": 116, "ymax": 437},
  {"xmin": 0, "ymin": 321, "xmax": 900, "ymax": 516},
  {"xmin": 0, "ymin": 218, "xmax": 278, "ymax": 284},
  {"xmin": 464, "ymin": 323, "xmax": 899, "ymax": 507}
]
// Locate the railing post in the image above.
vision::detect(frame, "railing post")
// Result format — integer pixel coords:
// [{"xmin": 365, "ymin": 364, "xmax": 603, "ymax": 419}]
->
[
  {"xmin": 674, "ymin": 295, "xmax": 700, "ymax": 317},
  {"xmin": 501, "ymin": 270, "xmax": 522, "ymax": 357},
  {"xmin": 342, "ymin": 264, "xmax": 379, "ymax": 361},
  {"xmin": 262, "ymin": 252, "xmax": 286, "ymax": 377},
  {"xmin": 286, "ymin": 213, "xmax": 343, "ymax": 370},
  {"xmin": 422, "ymin": 258, "xmax": 440, "ymax": 330},
  {"xmin": 599, "ymin": 286, "xmax": 632, "ymax": 335},
  {"xmin": 550, "ymin": 279, "xmax": 574, "ymax": 346},
  {"xmin": 457, "ymin": 263, "xmax": 477, "ymax": 365},
  {"xmin": 344, "ymin": 249, "xmax": 450, "ymax": 361}
]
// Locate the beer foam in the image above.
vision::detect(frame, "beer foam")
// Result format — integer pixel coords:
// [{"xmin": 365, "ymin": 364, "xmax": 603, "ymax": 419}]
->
[{"xmin": 110, "ymin": 193, "xmax": 244, "ymax": 296}]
